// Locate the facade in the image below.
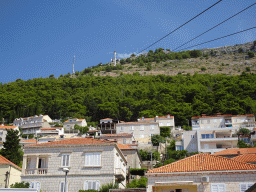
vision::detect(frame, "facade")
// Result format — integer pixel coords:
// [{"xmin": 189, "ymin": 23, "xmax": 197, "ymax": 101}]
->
[
  {"xmin": 146, "ymin": 153, "xmax": 256, "ymax": 192},
  {"xmin": 63, "ymin": 118, "xmax": 87, "ymax": 131},
  {"xmin": 117, "ymin": 143, "xmax": 141, "ymax": 169},
  {"xmin": 13, "ymin": 115, "xmax": 52, "ymax": 135},
  {"xmin": 179, "ymin": 114, "xmax": 256, "ymax": 154},
  {"xmin": 98, "ymin": 118, "xmax": 120, "ymax": 134},
  {"xmin": 138, "ymin": 115, "xmax": 175, "ymax": 128},
  {"xmin": 0, "ymin": 155, "xmax": 22, "ymax": 188},
  {"xmin": 0, "ymin": 125, "xmax": 19, "ymax": 143},
  {"xmin": 116, "ymin": 121, "xmax": 160, "ymax": 147},
  {"xmin": 21, "ymin": 138, "xmax": 127, "ymax": 192}
]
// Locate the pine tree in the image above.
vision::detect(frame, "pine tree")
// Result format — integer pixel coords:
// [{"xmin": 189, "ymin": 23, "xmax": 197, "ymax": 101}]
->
[{"xmin": 0, "ymin": 129, "xmax": 23, "ymax": 166}]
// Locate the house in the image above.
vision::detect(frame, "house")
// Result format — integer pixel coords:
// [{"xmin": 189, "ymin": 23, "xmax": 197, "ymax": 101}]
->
[
  {"xmin": 35, "ymin": 127, "xmax": 64, "ymax": 137},
  {"xmin": 146, "ymin": 153, "xmax": 256, "ymax": 192},
  {"xmin": 213, "ymin": 148, "xmax": 256, "ymax": 158},
  {"xmin": 138, "ymin": 115, "xmax": 175, "ymax": 129},
  {"xmin": 0, "ymin": 125, "xmax": 19, "ymax": 143},
  {"xmin": 116, "ymin": 121, "xmax": 160, "ymax": 148},
  {"xmin": 13, "ymin": 115, "xmax": 52, "ymax": 135},
  {"xmin": 0, "ymin": 155, "xmax": 22, "ymax": 188},
  {"xmin": 21, "ymin": 138, "xmax": 127, "ymax": 192},
  {"xmin": 100, "ymin": 133, "xmax": 136, "ymax": 146},
  {"xmin": 98, "ymin": 118, "xmax": 120, "ymax": 134},
  {"xmin": 117, "ymin": 143, "xmax": 141, "ymax": 169},
  {"xmin": 20, "ymin": 139, "xmax": 37, "ymax": 147},
  {"xmin": 63, "ymin": 118, "xmax": 87, "ymax": 131},
  {"xmin": 178, "ymin": 114, "xmax": 256, "ymax": 154},
  {"xmin": 232, "ymin": 154, "xmax": 256, "ymax": 164}
]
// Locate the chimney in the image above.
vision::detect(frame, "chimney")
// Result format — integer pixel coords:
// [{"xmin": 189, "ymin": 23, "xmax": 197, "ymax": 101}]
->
[
  {"xmin": 237, "ymin": 151, "xmax": 241, "ymax": 156},
  {"xmin": 217, "ymin": 113, "xmax": 221, "ymax": 117}
]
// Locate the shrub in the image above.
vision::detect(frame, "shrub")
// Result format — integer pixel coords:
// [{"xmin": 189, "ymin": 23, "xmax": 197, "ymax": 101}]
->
[
  {"xmin": 201, "ymin": 67, "xmax": 207, "ymax": 71},
  {"xmin": 189, "ymin": 50, "xmax": 202, "ymax": 58},
  {"xmin": 151, "ymin": 135, "xmax": 165, "ymax": 146},
  {"xmin": 238, "ymin": 128, "xmax": 250, "ymax": 136},
  {"xmin": 10, "ymin": 181, "xmax": 29, "ymax": 188},
  {"xmin": 130, "ymin": 168, "xmax": 147, "ymax": 176},
  {"xmin": 248, "ymin": 51, "xmax": 255, "ymax": 58},
  {"xmin": 99, "ymin": 183, "xmax": 119, "ymax": 192},
  {"xmin": 127, "ymin": 177, "xmax": 148, "ymax": 188},
  {"xmin": 238, "ymin": 47, "xmax": 244, "ymax": 53},
  {"xmin": 78, "ymin": 190, "xmax": 98, "ymax": 192},
  {"xmin": 164, "ymin": 158, "xmax": 175, "ymax": 165},
  {"xmin": 146, "ymin": 63, "xmax": 152, "ymax": 71},
  {"xmin": 246, "ymin": 67, "xmax": 251, "ymax": 72},
  {"xmin": 238, "ymin": 140, "xmax": 248, "ymax": 148}
]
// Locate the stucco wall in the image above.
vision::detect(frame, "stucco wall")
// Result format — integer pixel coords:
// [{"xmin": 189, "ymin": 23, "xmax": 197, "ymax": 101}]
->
[{"xmin": 147, "ymin": 171, "xmax": 256, "ymax": 192}]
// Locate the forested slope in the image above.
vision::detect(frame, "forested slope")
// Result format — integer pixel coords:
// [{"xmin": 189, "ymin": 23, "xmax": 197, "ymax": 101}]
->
[{"xmin": 1, "ymin": 72, "xmax": 256, "ymax": 126}]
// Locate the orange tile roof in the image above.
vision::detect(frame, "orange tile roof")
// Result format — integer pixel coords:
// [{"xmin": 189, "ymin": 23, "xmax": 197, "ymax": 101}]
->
[
  {"xmin": 156, "ymin": 114, "xmax": 174, "ymax": 118},
  {"xmin": 192, "ymin": 114, "xmax": 255, "ymax": 119},
  {"xmin": 117, "ymin": 143, "xmax": 134, "ymax": 150},
  {"xmin": 232, "ymin": 154, "xmax": 256, "ymax": 163},
  {"xmin": 27, "ymin": 137, "xmax": 115, "ymax": 147},
  {"xmin": 20, "ymin": 139, "xmax": 37, "ymax": 144},
  {"xmin": 118, "ymin": 121, "xmax": 158, "ymax": 125},
  {"xmin": 0, "ymin": 125, "xmax": 18, "ymax": 129},
  {"xmin": 147, "ymin": 153, "xmax": 256, "ymax": 173},
  {"xmin": 213, "ymin": 148, "xmax": 256, "ymax": 156},
  {"xmin": 0, "ymin": 155, "xmax": 21, "ymax": 170}
]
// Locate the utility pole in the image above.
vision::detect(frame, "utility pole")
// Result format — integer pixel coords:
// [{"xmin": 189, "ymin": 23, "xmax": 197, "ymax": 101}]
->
[{"xmin": 4, "ymin": 171, "xmax": 9, "ymax": 188}]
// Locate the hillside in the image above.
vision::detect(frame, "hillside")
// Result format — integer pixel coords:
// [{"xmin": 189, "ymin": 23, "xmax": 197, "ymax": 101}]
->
[{"xmin": 81, "ymin": 41, "xmax": 256, "ymax": 77}]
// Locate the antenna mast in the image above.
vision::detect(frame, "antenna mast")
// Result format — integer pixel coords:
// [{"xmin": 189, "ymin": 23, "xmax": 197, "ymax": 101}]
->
[
  {"xmin": 73, "ymin": 55, "xmax": 75, "ymax": 75},
  {"xmin": 113, "ymin": 51, "xmax": 117, "ymax": 66}
]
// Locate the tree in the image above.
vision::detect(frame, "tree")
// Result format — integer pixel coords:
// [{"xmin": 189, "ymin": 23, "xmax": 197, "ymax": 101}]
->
[
  {"xmin": 74, "ymin": 124, "xmax": 89, "ymax": 135},
  {"xmin": 127, "ymin": 177, "xmax": 148, "ymax": 188},
  {"xmin": 169, "ymin": 140, "xmax": 175, "ymax": 150},
  {"xmin": 160, "ymin": 127, "xmax": 170, "ymax": 137},
  {"xmin": 248, "ymin": 51, "xmax": 255, "ymax": 58},
  {"xmin": 238, "ymin": 128, "xmax": 250, "ymax": 136},
  {"xmin": 10, "ymin": 181, "xmax": 29, "ymax": 188},
  {"xmin": 151, "ymin": 135, "xmax": 165, "ymax": 146},
  {"xmin": 237, "ymin": 140, "xmax": 248, "ymax": 148},
  {"xmin": 0, "ymin": 129, "xmax": 23, "ymax": 166}
]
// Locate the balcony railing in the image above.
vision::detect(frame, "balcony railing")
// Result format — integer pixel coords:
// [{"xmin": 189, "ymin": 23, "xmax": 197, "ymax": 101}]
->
[
  {"xmin": 25, "ymin": 168, "xmax": 48, "ymax": 175},
  {"xmin": 20, "ymin": 122, "xmax": 43, "ymax": 128},
  {"xmin": 115, "ymin": 168, "xmax": 125, "ymax": 181}
]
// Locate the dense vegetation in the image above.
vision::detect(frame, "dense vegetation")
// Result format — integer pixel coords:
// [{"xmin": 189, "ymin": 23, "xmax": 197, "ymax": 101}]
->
[{"xmin": 1, "ymin": 71, "xmax": 256, "ymax": 126}]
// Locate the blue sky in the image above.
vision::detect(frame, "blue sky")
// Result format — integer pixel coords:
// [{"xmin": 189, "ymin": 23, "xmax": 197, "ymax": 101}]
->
[{"xmin": 0, "ymin": 0, "xmax": 256, "ymax": 83}]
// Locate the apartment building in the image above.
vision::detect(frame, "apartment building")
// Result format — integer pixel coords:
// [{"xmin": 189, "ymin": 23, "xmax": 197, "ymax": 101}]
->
[
  {"xmin": 35, "ymin": 127, "xmax": 64, "ymax": 137},
  {"xmin": 98, "ymin": 118, "xmax": 120, "ymax": 134},
  {"xmin": 146, "ymin": 153, "xmax": 256, "ymax": 192},
  {"xmin": 13, "ymin": 115, "xmax": 52, "ymax": 135},
  {"xmin": 116, "ymin": 121, "xmax": 160, "ymax": 147},
  {"xmin": 138, "ymin": 114, "xmax": 175, "ymax": 128},
  {"xmin": 21, "ymin": 138, "xmax": 127, "ymax": 192},
  {"xmin": 63, "ymin": 118, "xmax": 87, "ymax": 131},
  {"xmin": 0, "ymin": 125, "xmax": 19, "ymax": 143},
  {"xmin": 178, "ymin": 114, "xmax": 255, "ymax": 154}
]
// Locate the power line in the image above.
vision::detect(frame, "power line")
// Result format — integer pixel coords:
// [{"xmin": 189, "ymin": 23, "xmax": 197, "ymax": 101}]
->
[
  {"xmin": 177, "ymin": 26, "xmax": 256, "ymax": 51},
  {"xmin": 173, "ymin": 2, "xmax": 256, "ymax": 51},
  {"xmin": 137, "ymin": 0, "xmax": 223, "ymax": 54}
]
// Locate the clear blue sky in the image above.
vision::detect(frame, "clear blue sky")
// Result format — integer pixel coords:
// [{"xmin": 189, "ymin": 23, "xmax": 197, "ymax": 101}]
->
[{"xmin": 1, "ymin": 0, "xmax": 255, "ymax": 83}]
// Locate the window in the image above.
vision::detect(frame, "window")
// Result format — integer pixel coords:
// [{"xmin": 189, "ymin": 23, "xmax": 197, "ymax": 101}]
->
[
  {"xmin": 85, "ymin": 152, "xmax": 101, "ymax": 166},
  {"xmin": 191, "ymin": 135, "xmax": 195, "ymax": 139},
  {"xmin": 220, "ymin": 119, "xmax": 223, "ymax": 123},
  {"xmin": 167, "ymin": 122, "xmax": 171, "ymax": 126},
  {"xmin": 140, "ymin": 125, "xmax": 144, "ymax": 131},
  {"xmin": 176, "ymin": 146, "xmax": 183, "ymax": 151},
  {"xmin": 59, "ymin": 181, "xmax": 68, "ymax": 192},
  {"xmin": 204, "ymin": 144, "xmax": 209, "ymax": 149},
  {"xmin": 130, "ymin": 126, "xmax": 134, "ymax": 131},
  {"xmin": 61, "ymin": 154, "xmax": 70, "ymax": 167},
  {"xmin": 123, "ymin": 139, "xmax": 126, "ymax": 144},
  {"xmin": 240, "ymin": 183, "xmax": 254, "ymax": 192},
  {"xmin": 84, "ymin": 181, "xmax": 100, "ymax": 191},
  {"xmin": 150, "ymin": 125, "xmax": 154, "ymax": 130},
  {"xmin": 30, "ymin": 182, "xmax": 41, "ymax": 191},
  {"xmin": 207, "ymin": 120, "xmax": 210, "ymax": 124},
  {"xmin": 211, "ymin": 183, "xmax": 225, "ymax": 192},
  {"xmin": 201, "ymin": 134, "xmax": 214, "ymax": 139},
  {"xmin": 213, "ymin": 119, "xmax": 217, "ymax": 123},
  {"xmin": 120, "ymin": 126, "xmax": 124, "ymax": 131},
  {"xmin": 159, "ymin": 122, "xmax": 163, "ymax": 126}
]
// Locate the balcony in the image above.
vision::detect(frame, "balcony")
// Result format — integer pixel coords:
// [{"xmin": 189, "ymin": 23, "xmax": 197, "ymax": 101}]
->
[
  {"xmin": 201, "ymin": 136, "xmax": 238, "ymax": 142},
  {"xmin": 20, "ymin": 122, "xmax": 43, "ymax": 129},
  {"xmin": 115, "ymin": 168, "xmax": 125, "ymax": 181},
  {"xmin": 225, "ymin": 120, "xmax": 232, "ymax": 125},
  {"xmin": 25, "ymin": 168, "xmax": 48, "ymax": 175}
]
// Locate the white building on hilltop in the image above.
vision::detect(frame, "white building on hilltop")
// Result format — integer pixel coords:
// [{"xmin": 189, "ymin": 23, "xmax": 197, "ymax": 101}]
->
[{"xmin": 176, "ymin": 114, "xmax": 255, "ymax": 154}]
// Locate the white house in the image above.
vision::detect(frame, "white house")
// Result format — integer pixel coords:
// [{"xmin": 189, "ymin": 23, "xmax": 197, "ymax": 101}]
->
[
  {"xmin": 146, "ymin": 153, "xmax": 256, "ymax": 192},
  {"xmin": 0, "ymin": 125, "xmax": 19, "ymax": 143},
  {"xmin": 63, "ymin": 118, "xmax": 87, "ymax": 131},
  {"xmin": 21, "ymin": 138, "xmax": 127, "ymax": 192}
]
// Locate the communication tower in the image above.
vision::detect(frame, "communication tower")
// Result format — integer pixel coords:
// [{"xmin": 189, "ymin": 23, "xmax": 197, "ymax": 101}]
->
[{"xmin": 73, "ymin": 55, "xmax": 75, "ymax": 75}]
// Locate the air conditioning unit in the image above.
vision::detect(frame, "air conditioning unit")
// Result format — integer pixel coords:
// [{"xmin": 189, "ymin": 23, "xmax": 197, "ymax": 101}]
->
[{"xmin": 201, "ymin": 176, "xmax": 209, "ymax": 182}]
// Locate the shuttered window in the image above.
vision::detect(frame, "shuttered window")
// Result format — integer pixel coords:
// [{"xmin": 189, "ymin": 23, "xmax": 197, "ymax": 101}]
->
[
  {"xmin": 211, "ymin": 184, "xmax": 225, "ymax": 192},
  {"xmin": 29, "ymin": 182, "xmax": 41, "ymax": 191},
  {"xmin": 240, "ymin": 183, "xmax": 254, "ymax": 192},
  {"xmin": 85, "ymin": 152, "xmax": 101, "ymax": 166},
  {"xmin": 59, "ymin": 181, "xmax": 68, "ymax": 192},
  {"xmin": 84, "ymin": 181, "xmax": 100, "ymax": 191}
]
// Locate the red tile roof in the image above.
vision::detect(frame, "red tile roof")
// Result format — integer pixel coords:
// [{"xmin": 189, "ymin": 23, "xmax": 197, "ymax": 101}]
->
[
  {"xmin": 232, "ymin": 154, "xmax": 256, "ymax": 163},
  {"xmin": 20, "ymin": 139, "xmax": 37, "ymax": 144},
  {"xmin": 27, "ymin": 137, "xmax": 115, "ymax": 147},
  {"xmin": 117, "ymin": 143, "xmax": 134, "ymax": 150},
  {"xmin": 100, "ymin": 118, "xmax": 113, "ymax": 120},
  {"xmin": 118, "ymin": 121, "xmax": 158, "ymax": 125},
  {"xmin": 0, "ymin": 155, "xmax": 21, "ymax": 170},
  {"xmin": 0, "ymin": 125, "xmax": 18, "ymax": 129},
  {"xmin": 213, "ymin": 148, "xmax": 256, "ymax": 156},
  {"xmin": 101, "ymin": 133, "xmax": 133, "ymax": 137},
  {"xmin": 147, "ymin": 153, "xmax": 256, "ymax": 173}
]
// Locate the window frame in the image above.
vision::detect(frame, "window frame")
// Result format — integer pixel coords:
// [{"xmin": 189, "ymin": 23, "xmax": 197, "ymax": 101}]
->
[
  {"xmin": 84, "ymin": 180, "xmax": 100, "ymax": 191},
  {"xmin": 211, "ymin": 183, "xmax": 226, "ymax": 192},
  {"xmin": 61, "ymin": 153, "xmax": 70, "ymax": 167},
  {"xmin": 239, "ymin": 183, "xmax": 254, "ymax": 192},
  {"xmin": 140, "ymin": 125, "xmax": 144, "ymax": 131}
]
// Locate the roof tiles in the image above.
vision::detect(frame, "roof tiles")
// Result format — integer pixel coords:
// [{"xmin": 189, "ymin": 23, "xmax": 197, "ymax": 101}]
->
[
  {"xmin": 213, "ymin": 148, "xmax": 256, "ymax": 156},
  {"xmin": 0, "ymin": 125, "xmax": 18, "ymax": 129},
  {"xmin": 117, "ymin": 143, "xmax": 134, "ymax": 150},
  {"xmin": 232, "ymin": 154, "xmax": 256, "ymax": 163},
  {"xmin": 147, "ymin": 153, "xmax": 256, "ymax": 173},
  {"xmin": 0, "ymin": 155, "xmax": 21, "ymax": 170}
]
